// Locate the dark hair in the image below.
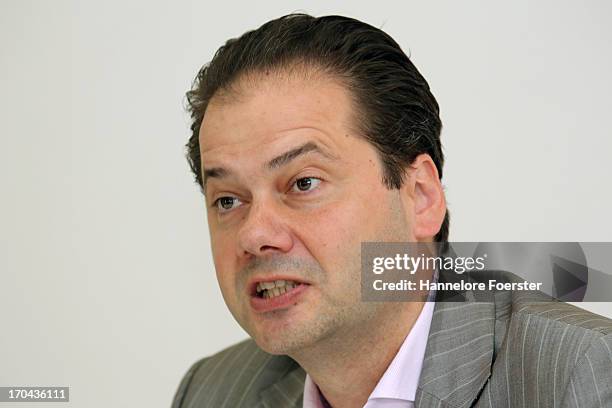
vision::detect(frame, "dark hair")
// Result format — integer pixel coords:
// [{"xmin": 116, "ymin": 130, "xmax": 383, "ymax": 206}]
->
[{"xmin": 185, "ymin": 13, "xmax": 449, "ymax": 242}]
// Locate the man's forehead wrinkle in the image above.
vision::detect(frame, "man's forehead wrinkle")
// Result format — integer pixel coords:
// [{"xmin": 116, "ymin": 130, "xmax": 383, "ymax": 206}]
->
[
  {"xmin": 199, "ymin": 74, "xmax": 356, "ymax": 149},
  {"xmin": 266, "ymin": 141, "xmax": 337, "ymax": 170},
  {"xmin": 201, "ymin": 124, "xmax": 339, "ymax": 157}
]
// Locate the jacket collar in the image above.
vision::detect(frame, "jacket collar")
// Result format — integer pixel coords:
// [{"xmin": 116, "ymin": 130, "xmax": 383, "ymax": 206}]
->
[{"xmin": 415, "ymin": 286, "xmax": 497, "ymax": 408}]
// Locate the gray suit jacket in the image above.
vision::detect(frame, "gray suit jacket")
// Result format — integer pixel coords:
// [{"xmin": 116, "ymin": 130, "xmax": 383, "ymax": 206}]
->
[{"xmin": 172, "ymin": 279, "xmax": 612, "ymax": 407}]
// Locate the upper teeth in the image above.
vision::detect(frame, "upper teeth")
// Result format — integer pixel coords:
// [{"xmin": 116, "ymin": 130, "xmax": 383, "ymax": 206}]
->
[{"xmin": 256, "ymin": 280, "xmax": 298, "ymax": 298}]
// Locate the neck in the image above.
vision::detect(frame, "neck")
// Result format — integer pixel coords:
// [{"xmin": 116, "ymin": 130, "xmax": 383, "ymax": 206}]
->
[{"xmin": 290, "ymin": 301, "xmax": 425, "ymax": 408}]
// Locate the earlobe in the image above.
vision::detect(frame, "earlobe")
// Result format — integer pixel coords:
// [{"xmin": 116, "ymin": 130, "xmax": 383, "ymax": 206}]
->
[{"xmin": 411, "ymin": 154, "xmax": 446, "ymax": 241}]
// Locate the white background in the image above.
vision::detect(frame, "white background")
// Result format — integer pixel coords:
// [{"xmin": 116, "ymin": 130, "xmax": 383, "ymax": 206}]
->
[{"xmin": 1, "ymin": 1, "xmax": 611, "ymax": 407}]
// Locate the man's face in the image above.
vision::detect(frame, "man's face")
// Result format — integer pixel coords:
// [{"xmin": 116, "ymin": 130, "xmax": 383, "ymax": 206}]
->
[{"xmin": 199, "ymin": 71, "xmax": 417, "ymax": 354}]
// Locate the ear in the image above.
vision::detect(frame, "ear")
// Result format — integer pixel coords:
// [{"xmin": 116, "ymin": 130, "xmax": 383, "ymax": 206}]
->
[{"xmin": 401, "ymin": 154, "xmax": 446, "ymax": 242}]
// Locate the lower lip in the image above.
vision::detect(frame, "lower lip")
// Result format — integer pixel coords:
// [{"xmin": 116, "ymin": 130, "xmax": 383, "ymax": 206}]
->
[{"xmin": 249, "ymin": 283, "xmax": 310, "ymax": 313}]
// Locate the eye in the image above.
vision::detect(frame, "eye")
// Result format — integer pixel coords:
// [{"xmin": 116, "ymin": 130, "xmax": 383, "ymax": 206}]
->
[
  {"xmin": 213, "ymin": 196, "xmax": 243, "ymax": 213},
  {"xmin": 291, "ymin": 177, "xmax": 322, "ymax": 193}
]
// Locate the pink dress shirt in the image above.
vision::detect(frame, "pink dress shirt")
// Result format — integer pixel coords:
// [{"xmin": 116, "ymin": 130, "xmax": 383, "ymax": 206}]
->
[{"xmin": 302, "ymin": 300, "xmax": 435, "ymax": 408}]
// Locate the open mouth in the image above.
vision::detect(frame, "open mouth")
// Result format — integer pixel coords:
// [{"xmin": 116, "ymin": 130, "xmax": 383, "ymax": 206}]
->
[
  {"xmin": 249, "ymin": 278, "xmax": 311, "ymax": 313},
  {"xmin": 255, "ymin": 279, "xmax": 304, "ymax": 299}
]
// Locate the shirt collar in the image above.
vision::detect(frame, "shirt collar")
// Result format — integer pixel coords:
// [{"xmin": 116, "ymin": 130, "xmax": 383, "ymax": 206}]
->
[{"xmin": 369, "ymin": 299, "xmax": 435, "ymax": 401}]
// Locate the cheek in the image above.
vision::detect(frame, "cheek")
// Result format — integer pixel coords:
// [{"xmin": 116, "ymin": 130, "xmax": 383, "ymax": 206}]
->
[
  {"xmin": 299, "ymin": 193, "xmax": 390, "ymax": 272},
  {"xmin": 304, "ymin": 183, "xmax": 409, "ymax": 274},
  {"xmin": 210, "ymin": 233, "xmax": 237, "ymax": 295}
]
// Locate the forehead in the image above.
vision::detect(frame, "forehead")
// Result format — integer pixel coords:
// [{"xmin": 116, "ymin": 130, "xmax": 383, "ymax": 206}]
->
[{"xmin": 199, "ymin": 71, "xmax": 359, "ymax": 161}]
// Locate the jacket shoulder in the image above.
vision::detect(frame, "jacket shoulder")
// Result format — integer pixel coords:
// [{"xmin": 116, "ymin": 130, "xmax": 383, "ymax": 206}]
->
[
  {"xmin": 509, "ymin": 294, "xmax": 612, "ymax": 378},
  {"xmin": 171, "ymin": 339, "xmax": 301, "ymax": 408},
  {"xmin": 512, "ymin": 293, "xmax": 612, "ymax": 336},
  {"xmin": 489, "ymin": 294, "xmax": 612, "ymax": 406}
]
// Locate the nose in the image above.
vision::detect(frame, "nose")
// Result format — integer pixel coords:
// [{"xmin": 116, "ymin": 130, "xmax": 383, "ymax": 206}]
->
[{"xmin": 237, "ymin": 198, "xmax": 294, "ymax": 258}]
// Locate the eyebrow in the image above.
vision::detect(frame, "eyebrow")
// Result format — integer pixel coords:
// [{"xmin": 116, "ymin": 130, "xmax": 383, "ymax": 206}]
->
[
  {"xmin": 202, "ymin": 141, "xmax": 336, "ymax": 189},
  {"xmin": 202, "ymin": 167, "xmax": 228, "ymax": 185}
]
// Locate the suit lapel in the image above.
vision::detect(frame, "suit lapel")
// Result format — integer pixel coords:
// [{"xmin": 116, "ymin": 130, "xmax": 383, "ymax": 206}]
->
[{"xmin": 416, "ymin": 291, "xmax": 496, "ymax": 408}]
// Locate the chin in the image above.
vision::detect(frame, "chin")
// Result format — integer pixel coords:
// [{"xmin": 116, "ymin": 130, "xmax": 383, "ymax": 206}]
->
[
  {"xmin": 252, "ymin": 329, "xmax": 314, "ymax": 356},
  {"xmin": 255, "ymin": 341, "xmax": 291, "ymax": 355},
  {"xmin": 253, "ymin": 337, "xmax": 294, "ymax": 355}
]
